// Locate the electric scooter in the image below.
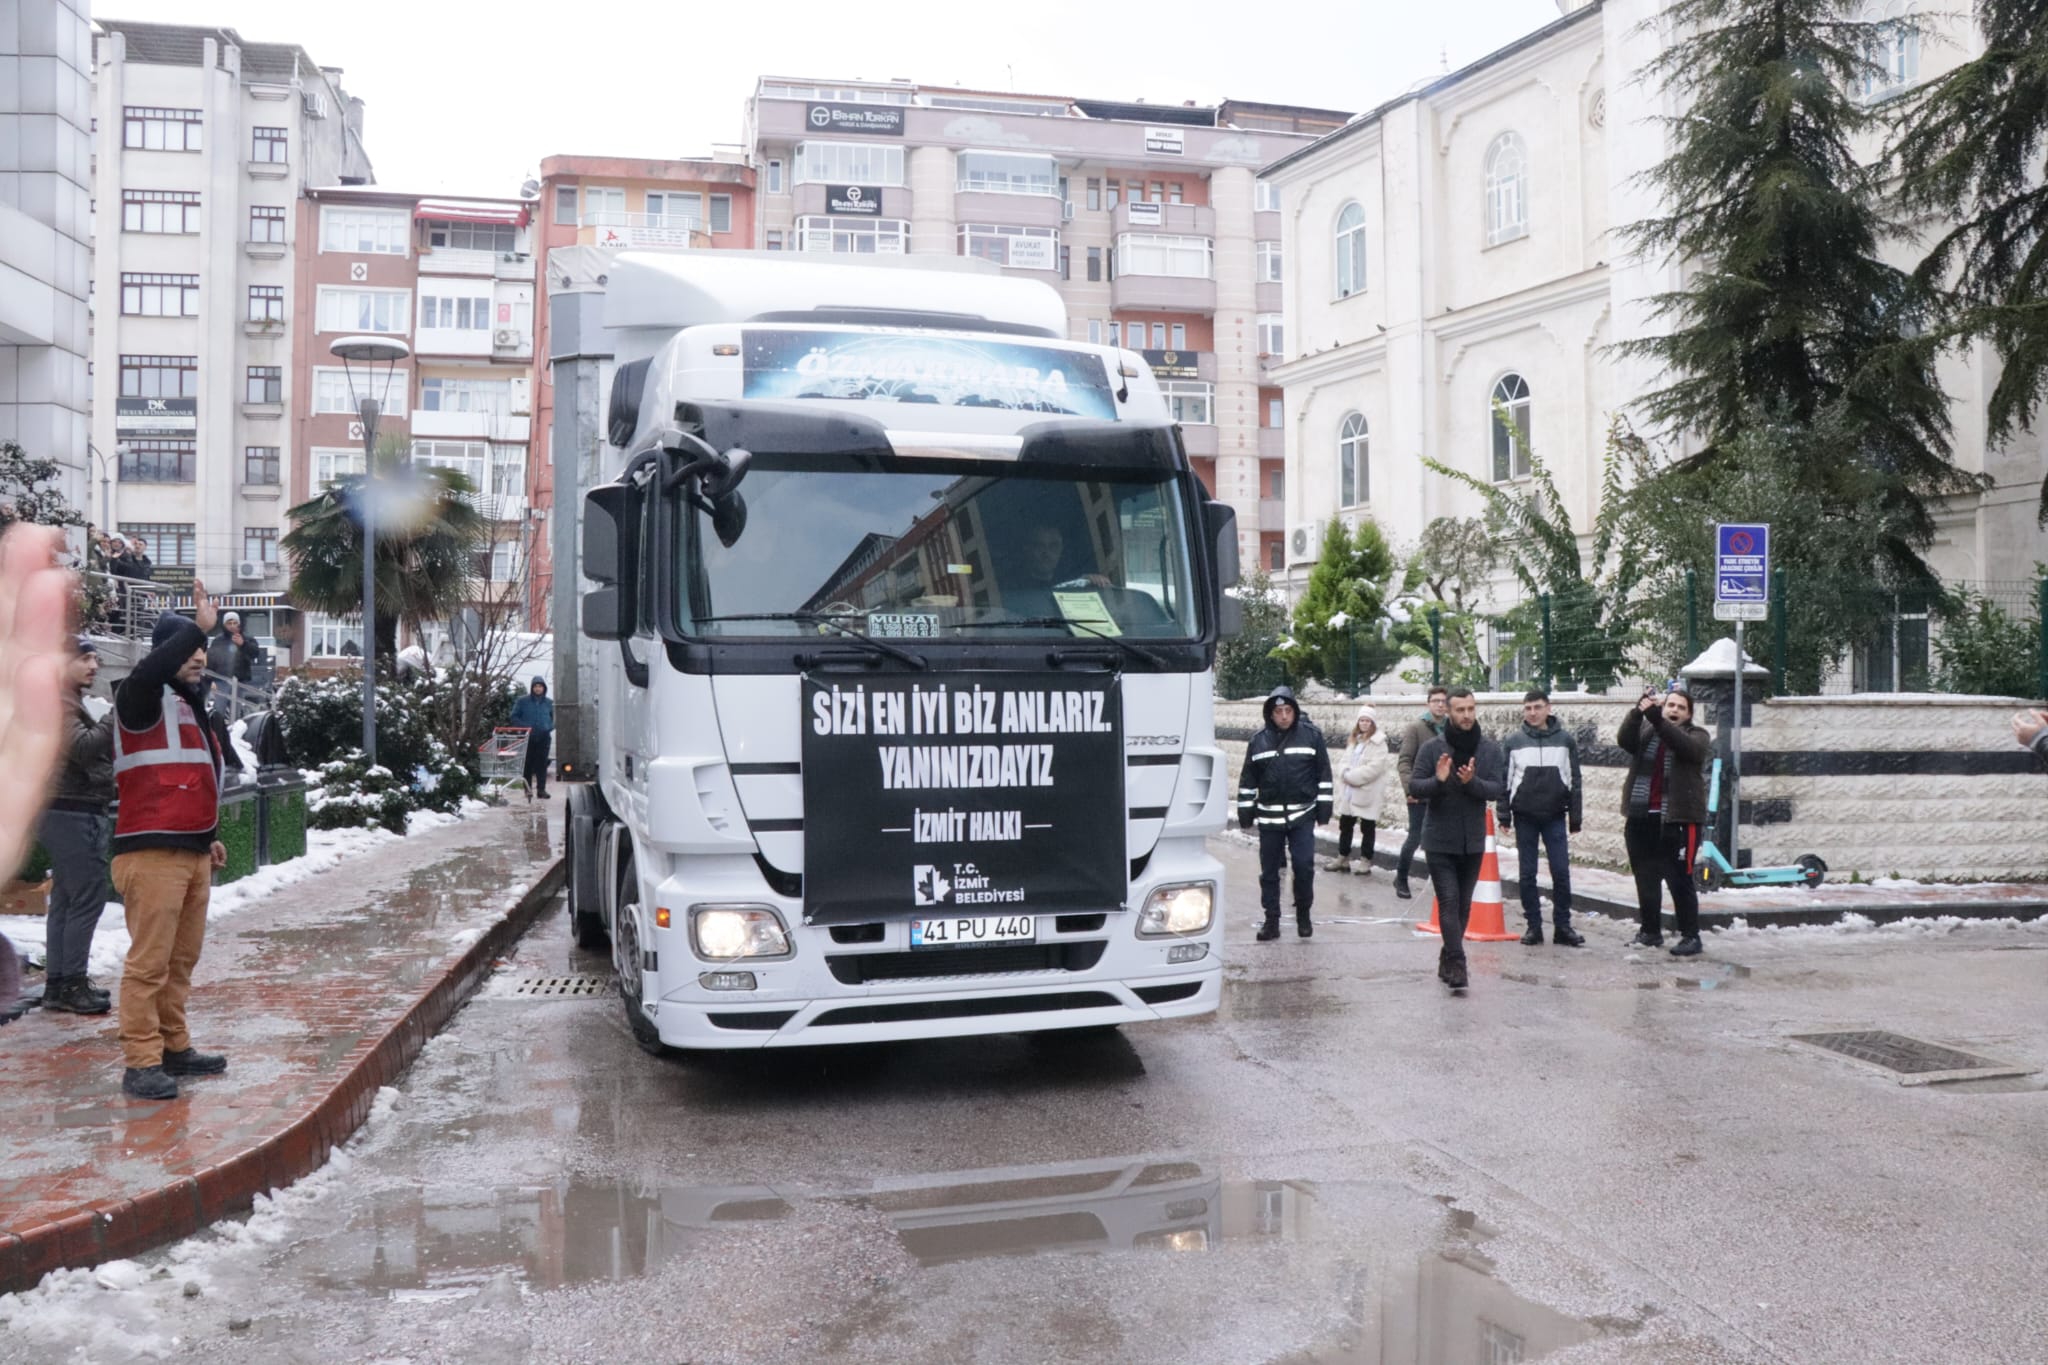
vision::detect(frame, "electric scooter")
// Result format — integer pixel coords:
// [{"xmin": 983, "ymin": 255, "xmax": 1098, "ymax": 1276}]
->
[{"xmin": 1693, "ymin": 756, "xmax": 1827, "ymax": 891}]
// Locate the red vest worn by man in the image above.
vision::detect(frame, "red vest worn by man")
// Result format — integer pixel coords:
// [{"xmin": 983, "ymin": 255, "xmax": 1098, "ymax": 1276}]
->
[{"xmin": 113, "ymin": 687, "xmax": 222, "ymax": 843}]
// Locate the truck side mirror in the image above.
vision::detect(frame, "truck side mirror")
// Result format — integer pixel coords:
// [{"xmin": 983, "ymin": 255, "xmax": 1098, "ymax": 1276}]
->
[
  {"xmin": 1204, "ymin": 501, "xmax": 1242, "ymax": 639},
  {"xmin": 582, "ymin": 483, "xmax": 639, "ymax": 642}
]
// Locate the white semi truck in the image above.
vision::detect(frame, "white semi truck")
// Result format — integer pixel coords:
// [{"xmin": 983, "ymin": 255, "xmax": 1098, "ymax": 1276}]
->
[{"xmin": 563, "ymin": 252, "xmax": 1241, "ymax": 1052}]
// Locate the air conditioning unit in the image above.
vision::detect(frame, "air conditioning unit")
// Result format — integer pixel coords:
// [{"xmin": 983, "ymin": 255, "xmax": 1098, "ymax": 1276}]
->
[
  {"xmin": 303, "ymin": 91, "xmax": 328, "ymax": 118},
  {"xmin": 494, "ymin": 327, "xmax": 522, "ymax": 347},
  {"xmin": 1061, "ymin": 202, "xmax": 1075, "ymax": 222},
  {"xmin": 236, "ymin": 559, "xmax": 267, "ymax": 581},
  {"xmin": 1286, "ymin": 519, "xmax": 1327, "ymax": 565}
]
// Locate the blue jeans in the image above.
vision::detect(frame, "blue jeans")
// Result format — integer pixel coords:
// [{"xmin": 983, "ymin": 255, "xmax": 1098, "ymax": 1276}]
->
[
  {"xmin": 1258, "ymin": 820, "xmax": 1318, "ymax": 920},
  {"xmin": 1514, "ymin": 813, "xmax": 1573, "ymax": 929}
]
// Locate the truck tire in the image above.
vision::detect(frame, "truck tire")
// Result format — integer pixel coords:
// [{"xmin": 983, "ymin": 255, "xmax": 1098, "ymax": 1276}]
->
[
  {"xmin": 613, "ymin": 853, "xmax": 666, "ymax": 1056},
  {"xmin": 565, "ymin": 789, "xmax": 609, "ymax": 951}
]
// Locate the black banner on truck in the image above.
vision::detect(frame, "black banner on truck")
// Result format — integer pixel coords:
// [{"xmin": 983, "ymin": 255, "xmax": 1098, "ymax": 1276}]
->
[{"xmin": 800, "ymin": 672, "xmax": 1126, "ymax": 926}]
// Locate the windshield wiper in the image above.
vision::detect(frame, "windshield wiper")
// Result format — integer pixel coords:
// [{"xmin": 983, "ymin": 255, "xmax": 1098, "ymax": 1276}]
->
[
  {"xmin": 970, "ymin": 617, "xmax": 1172, "ymax": 670},
  {"xmin": 692, "ymin": 612, "xmax": 928, "ymax": 670}
]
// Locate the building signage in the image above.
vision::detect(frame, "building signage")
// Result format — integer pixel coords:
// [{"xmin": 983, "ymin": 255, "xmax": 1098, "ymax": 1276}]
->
[
  {"xmin": 1144, "ymin": 125, "xmax": 1186, "ymax": 156},
  {"xmin": 1714, "ymin": 522, "xmax": 1770, "ymax": 621},
  {"xmin": 115, "ymin": 396, "xmax": 196, "ymax": 434},
  {"xmin": 799, "ymin": 672, "xmax": 1126, "ymax": 925},
  {"xmin": 804, "ymin": 101, "xmax": 905, "ymax": 137},
  {"xmin": 742, "ymin": 328, "xmax": 1119, "ymax": 418},
  {"xmin": 1004, "ymin": 235, "xmax": 1056, "ymax": 271},
  {"xmin": 1142, "ymin": 349, "xmax": 1201, "ymax": 380},
  {"xmin": 1125, "ymin": 201, "xmax": 1163, "ymax": 226},
  {"xmin": 825, "ymin": 183, "xmax": 882, "ymax": 216}
]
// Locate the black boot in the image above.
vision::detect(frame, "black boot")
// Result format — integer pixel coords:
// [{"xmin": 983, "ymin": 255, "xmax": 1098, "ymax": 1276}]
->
[
  {"xmin": 122, "ymin": 1066, "xmax": 179, "ymax": 1101},
  {"xmin": 162, "ymin": 1047, "xmax": 228, "ymax": 1076},
  {"xmin": 1443, "ymin": 957, "xmax": 1469, "ymax": 990},
  {"xmin": 1629, "ymin": 929, "xmax": 1665, "ymax": 949},
  {"xmin": 1519, "ymin": 924, "xmax": 1543, "ymax": 946},
  {"xmin": 42, "ymin": 976, "xmax": 110, "ymax": 1015},
  {"xmin": 1669, "ymin": 936, "xmax": 1703, "ymax": 958},
  {"xmin": 1552, "ymin": 925, "xmax": 1586, "ymax": 948},
  {"xmin": 1296, "ymin": 911, "xmax": 1313, "ymax": 939},
  {"xmin": 1393, "ymin": 877, "xmax": 1413, "ymax": 900},
  {"xmin": 1255, "ymin": 917, "xmax": 1280, "ymax": 942}
]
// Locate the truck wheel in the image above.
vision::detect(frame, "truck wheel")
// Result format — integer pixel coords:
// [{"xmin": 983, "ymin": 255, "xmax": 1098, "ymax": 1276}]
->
[
  {"xmin": 614, "ymin": 862, "xmax": 665, "ymax": 1057},
  {"xmin": 565, "ymin": 797, "xmax": 609, "ymax": 951}
]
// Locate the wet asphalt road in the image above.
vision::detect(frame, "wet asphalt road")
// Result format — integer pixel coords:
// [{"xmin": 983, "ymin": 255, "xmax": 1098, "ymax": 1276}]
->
[{"xmin": 6, "ymin": 818, "xmax": 2048, "ymax": 1364}]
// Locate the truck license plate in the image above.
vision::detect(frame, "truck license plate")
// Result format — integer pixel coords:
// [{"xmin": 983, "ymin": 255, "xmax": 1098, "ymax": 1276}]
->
[{"xmin": 910, "ymin": 915, "xmax": 1036, "ymax": 948}]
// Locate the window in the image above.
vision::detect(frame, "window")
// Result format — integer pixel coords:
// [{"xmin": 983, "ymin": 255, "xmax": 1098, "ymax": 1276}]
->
[
  {"xmin": 119, "ymin": 440, "xmax": 196, "ymax": 483},
  {"xmin": 249, "ymin": 205, "xmax": 286, "ymax": 243},
  {"xmin": 489, "ymin": 540, "xmax": 523, "ymax": 582},
  {"xmin": 490, "ymin": 445, "xmax": 526, "ymax": 499},
  {"xmin": 1338, "ymin": 412, "xmax": 1368, "ymax": 506},
  {"xmin": 1861, "ymin": 1, "xmax": 1921, "ymax": 100},
  {"xmin": 765, "ymin": 159, "xmax": 784, "ymax": 193},
  {"xmin": 123, "ymin": 107, "xmax": 202, "ymax": 152},
  {"xmin": 247, "ymin": 285, "xmax": 284, "ymax": 322},
  {"xmin": 312, "ymin": 447, "xmax": 366, "ymax": 489},
  {"xmin": 1114, "ymin": 233, "xmax": 1213, "ymax": 278},
  {"xmin": 121, "ymin": 523, "xmax": 195, "ymax": 568},
  {"xmin": 119, "ymin": 354, "xmax": 197, "ymax": 398},
  {"xmin": 1256, "ymin": 181, "xmax": 1281, "ymax": 212},
  {"xmin": 1086, "ymin": 246, "xmax": 1103, "ymax": 282},
  {"xmin": 420, "ymin": 376, "xmax": 512, "ymax": 414},
  {"xmin": 957, "ymin": 222, "xmax": 1060, "ymax": 269},
  {"xmin": 955, "ymin": 151, "xmax": 1060, "ymax": 196},
  {"xmin": 1257, "ymin": 313, "xmax": 1286, "ymax": 357},
  {"xmin": 244, "ymin": 446, "xmax": 281, "ymax": 485},
  {"xmin": 795, "ymin": 216, "xmax": 908, "ymax": 254},
  {"xmin": 320, "ymin": 207, "xmax": 408, "ymax": 255},
  {"xmin": 313, "ymin": 368, "xmax": 405, "ymax": 414},
  {"xmin": 1267, "ymin": 398, "xmax": 1283, "ymax": 427},
  {"xmin": 1150, "ymin": 322, "xmax": 1167, "ymax": 348},
  {"xmin": 425, "ymin": 219, "xmax": 518, "ymax": 252},
  {"xmin": 1267, "ymin": 469, "xmax": 1284, "ymax": 498},
  {"xmin": 1168, "ymin": 182, "xmax": 1183, "ymax": 204},
  {"xmin": 1060, "ymin": 245, "xmax": 1071, "ymax": 280},
  {"xmin": 121, "ymin": 190, "xmax": 200, "ymax": 233},
  {"xmin": 647, "ymin": 191, "xmax": 701, "ymax": 227},
  {"xmin": 243, "ymin": 527, "xmax": 279, "ymax": 566},
  {"xmin": 792, "ymin": 141, "xmax": 905, "ymax": 186},
  {"xmin": 1491, "ymin": 372, "xmax": 1532, "ymax": 481},
  {"xmin": 1171, "ymin": 323, "xmax": 1186, "ymax": 349},
  {"xmin": 1485, "ymin": 132, "xmax": 1529, "ymax": 245},
  {"xmin": 420, "ymin": 295, "xmax": 492, "ymax": 330},
  {"xmin": 1086, "ymin": 319, "xmax": 1103, "ymax": 344},
  {"xmin": 1257, "ymin": 241, "xmax": 1284, "ymax": 283},
  {"xmin": 1086, "ymin": 178, "xmax": 1101, "ymax": 211},
  {"xmin": 317, "ymin": 286, "xmax": 410, "ymax": 334},
  {"xmin": 709, "ymin": 194, "xmax": 733, "ymax": 233},
  {"xmin": 413, "ymin": 438, "xmax": 487, "ymax": 488},
  {"xmin": 1125, "ymin": 322, "xmax": 1146, "ymax": 348},
  {"xmin": 245, "ymin": 366, "xmax": 283, "ymax": 404},
  {"xmin": 1160, "ymin": 380, "xmax": 1214, "ymax": 425},
  {"xmin": 554, "ymin": 185, "xmax": 578, "ymax": 225},
  {"xmin": 765, "ymin": 229, "xmax": 785, "ymax": 251},
  {"xmin": 1268, "ymin": 540, "xmax": 1284, "ymax": 572},
  {"xmin": 1334, "ymin": 201, "xmax": 1366, "ymax": 298},
  {"xmin": 1105, "ymin": 181, "xmax": 1120, "ymax": 210},
  {"xmin": 582, "ymin": 187, "xmax": 625, "ymax": 223},
  {"xmin": 306, "ymin": 613, "xmax": 364, "ymax": 658},
  {"xmin": 120, "ymin": 273, "xmax": 199, "ymax": 317},
  {"xmin": 251, "ymin": 126, "xmax": 288, "ymax": 163}
]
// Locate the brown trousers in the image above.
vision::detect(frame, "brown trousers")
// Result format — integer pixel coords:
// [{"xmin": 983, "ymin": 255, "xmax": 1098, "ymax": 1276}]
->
[{"xmin": 114, "ymin": 848, "xmax": 212, "ymax": 1069}]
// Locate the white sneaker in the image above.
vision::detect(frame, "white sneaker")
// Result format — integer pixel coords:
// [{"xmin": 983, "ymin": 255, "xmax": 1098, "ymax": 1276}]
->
[{"xmin": 1323, "ymin": 857, "xmax": 1351, "ymax": 874}]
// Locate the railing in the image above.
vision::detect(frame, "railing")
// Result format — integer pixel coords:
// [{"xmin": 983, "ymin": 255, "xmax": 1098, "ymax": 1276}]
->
[
  {"xmin": 84, "ymin": 572, "xmax": 173, "ymax": 641},
  {"xmin": 584, "ymin": 210, "xmax": 706, "ymax": 233}
]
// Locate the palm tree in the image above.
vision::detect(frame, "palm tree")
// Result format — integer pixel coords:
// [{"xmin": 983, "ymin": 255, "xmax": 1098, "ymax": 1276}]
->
[{"xmin": 282, "ymin": 435, "xmax": 487, "ymax": 667}]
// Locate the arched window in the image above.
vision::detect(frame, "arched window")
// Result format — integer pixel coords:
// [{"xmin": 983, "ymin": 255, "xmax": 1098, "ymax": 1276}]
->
[
  {"xmin": 1338, "ymin": 413, "xmax": 1368, "ymax": 507},
  {"xmin": 1491, "ymin": 373, "xmax": 1532, "ymax": 482},
  {"xmin": 1334, "ymin": 201, "xmax": 1366, "ymax": 299},
  {"xmin": 1485, "ymin": 133, "xmax": 1528, "ymax": 246},
  {"xmin": 1860, "ymin": 0, "xmax": 1920, "ymax": 100}
]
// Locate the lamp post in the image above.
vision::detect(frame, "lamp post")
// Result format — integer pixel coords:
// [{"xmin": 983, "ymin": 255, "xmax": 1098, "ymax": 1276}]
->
[
  {"xmin": 84, "ymin": 441, "xmax": 125, "ymax": 531},
  {"xmin": 328, "ymin": 335, "xmax": 410, "ymax": 765}
]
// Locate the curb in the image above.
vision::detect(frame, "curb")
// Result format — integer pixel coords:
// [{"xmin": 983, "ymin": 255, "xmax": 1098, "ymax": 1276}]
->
[{"xmin": 0, "ymin": 856, "xmax": 565, "ymax": 1295}]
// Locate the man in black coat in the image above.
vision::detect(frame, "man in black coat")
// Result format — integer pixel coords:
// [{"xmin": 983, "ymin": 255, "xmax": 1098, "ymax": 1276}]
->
[
  {"xmin": 1237, "ymin": 685, "xmax": 1334, "ymax": 941},
  {"xmin": 1407, "ymin": 686, "xmax": 1506, "ymax": 990}
]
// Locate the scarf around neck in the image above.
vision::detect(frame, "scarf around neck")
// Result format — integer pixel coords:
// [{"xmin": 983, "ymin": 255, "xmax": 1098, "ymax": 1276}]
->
[{"xmin": 1445, "ymin": 720, "xmax": 1482, "ymax": 764}]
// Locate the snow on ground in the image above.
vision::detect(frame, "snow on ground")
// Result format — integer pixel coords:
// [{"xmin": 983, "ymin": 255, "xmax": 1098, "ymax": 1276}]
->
[
  {"xmin": 0, "ymin": 800, "xmax": 488, "ymax": 982},
  {"xmin": 1711, "ymin": 911, "xmax": 2047, "ymax": 941}
]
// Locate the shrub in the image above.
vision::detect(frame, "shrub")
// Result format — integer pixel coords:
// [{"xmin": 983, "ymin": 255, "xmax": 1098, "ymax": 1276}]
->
[
  {"xmin": 1933, "ymin": 590, "xmax": 2040, "ymax": 699},
  {"xmin": 279, "ymin": 669, "xmax": 482, "ymax": 831}
]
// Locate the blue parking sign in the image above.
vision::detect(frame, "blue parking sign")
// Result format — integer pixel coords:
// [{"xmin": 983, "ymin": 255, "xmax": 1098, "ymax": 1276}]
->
[{"xmin": 1715, "ymin": 523, "xmax": 1769, "ymax": 606}]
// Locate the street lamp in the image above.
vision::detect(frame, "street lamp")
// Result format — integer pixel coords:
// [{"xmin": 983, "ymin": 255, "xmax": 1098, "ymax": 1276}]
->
[
  {"xmin": 84, "ymin": 441, "xmax": 126, "ymax": 531},
  {"xmin": 328, "ymin": 334, "xmax": 410, "ymax": 765}
]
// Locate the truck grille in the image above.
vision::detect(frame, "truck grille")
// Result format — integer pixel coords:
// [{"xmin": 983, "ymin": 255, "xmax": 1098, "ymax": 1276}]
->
[{"xmin": 826, "ymin": 941, "xmax": 1108, "ymax": 985}]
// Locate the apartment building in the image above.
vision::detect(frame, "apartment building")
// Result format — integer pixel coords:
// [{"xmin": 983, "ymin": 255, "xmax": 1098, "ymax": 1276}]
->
[
  {"xmin": 1262, "ymin": 0, "xmax": 2048, "ymax": 687},
  {"xmin": 524, "ymin": 155, "xmax": 756, "ymax": 628},
  {"xmin": 294, "ymin": 187, "xmax": 539, "ymax": 663},
  {"xmin": 87, "ymin": 19, "xmax": 371, "ymax": 650},
  {"xmin": 1, "ymin": 1, "xmax": 94, "ymax": 520},
  {"xmin": 742, "ymin": 79, "xmax": 1348, "ymax": 574}
]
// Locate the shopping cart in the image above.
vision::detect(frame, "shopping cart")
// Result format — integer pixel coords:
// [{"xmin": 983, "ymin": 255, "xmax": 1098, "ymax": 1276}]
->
[{"xmin": 479, "ymin": 727, "xmax": 532, "ymax": 802}]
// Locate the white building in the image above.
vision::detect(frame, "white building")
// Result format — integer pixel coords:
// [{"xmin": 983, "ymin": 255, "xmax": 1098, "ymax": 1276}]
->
[
  {"xmin": 1262, "ymin": 0, "xmax": 2048, "ymax": 686},
  {"xmin": 87, "ymin": 20, "xmax": 370, "ymax": 609},
  {"xmin": 0, "ymin": 0, "xmax": 94, "ymax": 515}
]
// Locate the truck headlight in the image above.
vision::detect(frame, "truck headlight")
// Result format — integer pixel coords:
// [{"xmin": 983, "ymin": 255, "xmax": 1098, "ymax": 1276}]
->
[
  {"xmin": 1137, "ymin": 882, "xmax": 1214, "ymax": 937},
  {"xmin": 690, "ymin": 905, "xmax": 791, "ymax": 960}
]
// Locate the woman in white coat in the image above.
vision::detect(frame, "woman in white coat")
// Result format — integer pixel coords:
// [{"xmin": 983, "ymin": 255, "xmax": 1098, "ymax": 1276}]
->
[{"xmin": 1327, "ymin": 705, "xmax": 1395, "ymax": 874}]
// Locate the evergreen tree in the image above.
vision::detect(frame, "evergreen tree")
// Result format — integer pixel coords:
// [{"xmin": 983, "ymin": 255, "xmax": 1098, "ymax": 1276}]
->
[
  {"xmin": 1215, "ymin": 567, "xmax": 1291, "ymax": 699},
  {"xmin": 0, "ymin": 441, "xmax": 86, "ymax": 533},
  {"xmin": 1391, "ymin": 516, "xmax": 1497, "ymax": 687},
  {"xmin": 1891, "ymin": 0, "xmax": 2048, "ymax": 522},
  {"xmin": 1616, "ymin": 0, "xmax": 1984, "ymax": 584},
  {"xmin": 1276, "ymin": 518, "xmax": 1402, "ymax": 693}
]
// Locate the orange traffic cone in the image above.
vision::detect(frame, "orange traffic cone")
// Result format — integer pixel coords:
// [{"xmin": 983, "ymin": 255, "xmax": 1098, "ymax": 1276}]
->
[{"xmin": 1414, "ymin": 808, "xmax": 1518, "ymax": 941}]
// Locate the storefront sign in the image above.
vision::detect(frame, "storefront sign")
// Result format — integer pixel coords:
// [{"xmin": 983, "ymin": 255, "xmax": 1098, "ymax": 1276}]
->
[
  {"xmin": 826, "ymin": 184, "xmax": 882, "ymax": 216},
  {"xmin": 1144, "ymin": 126, "xmax": 1185, "ymax": 156},
  {"xmin": 115, "ymin": 396, "xmax": 196, "ymax": 434},
  {"xmin": 805, "ymin": 101, "xmax": 905, "ymax": 137},
  {"xmin": 1142, "ymin": 349, "xmax": 1201, "ymax": 380},
  {"xmin": 800, "ymin": 673, "xmax": 1126, "ymax": 924}
]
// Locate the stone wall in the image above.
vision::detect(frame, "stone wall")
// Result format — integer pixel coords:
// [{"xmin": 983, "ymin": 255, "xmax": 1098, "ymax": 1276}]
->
[{"xmin": 1216, "ymin": 691, "xmax": 2048, "ymax": 882}]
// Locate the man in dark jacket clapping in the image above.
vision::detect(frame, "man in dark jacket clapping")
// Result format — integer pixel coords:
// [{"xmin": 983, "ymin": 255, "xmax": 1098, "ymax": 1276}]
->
[
  {"xmin": 1408, "ymin": 687, "xmax": 1505, "ymax": 990},
  {"xmin": 1237, "ymin": 685, "xmax": 1333, "ymax": 941}
]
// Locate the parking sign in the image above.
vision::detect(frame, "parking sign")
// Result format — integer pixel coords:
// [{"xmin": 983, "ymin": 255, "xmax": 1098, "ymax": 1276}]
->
[{"xmin": 1714, "ymin": 523, "xmax": 1769, "ymax": 621}]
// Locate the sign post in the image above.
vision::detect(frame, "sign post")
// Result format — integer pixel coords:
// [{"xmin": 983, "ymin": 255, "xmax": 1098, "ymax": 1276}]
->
[{"xmin": 1714, "ymin": 523, "xmax": 1770, "ymax": 874}]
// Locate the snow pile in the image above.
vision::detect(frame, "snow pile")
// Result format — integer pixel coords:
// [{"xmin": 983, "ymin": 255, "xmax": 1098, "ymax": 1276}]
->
[{"xmin": 1713, "ymin": 912, "xmax": 2041, "ymax": 941}]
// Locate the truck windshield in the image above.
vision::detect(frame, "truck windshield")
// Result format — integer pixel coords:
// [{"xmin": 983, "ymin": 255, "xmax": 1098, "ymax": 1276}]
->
[{"xmin": 680, "ymin": 451, "xmax": 1201, "ymax": 641}]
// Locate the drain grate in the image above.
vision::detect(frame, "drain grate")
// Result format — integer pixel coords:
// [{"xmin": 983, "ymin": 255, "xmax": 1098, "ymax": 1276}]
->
[
  {"xmin": 507, "ymin": 974, "xmax": 613, "ymax": 998},
  {"xmin": 1791, "ymin": 1030, "xmax": 2034, "ymax": 1085}
]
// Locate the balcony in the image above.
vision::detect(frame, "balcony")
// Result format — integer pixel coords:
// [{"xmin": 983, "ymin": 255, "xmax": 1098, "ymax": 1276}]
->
[
  {"xmin": 1179, "ymin": 424, "xmax": 1220, "ymax": 458},
  {"xmin": 581, "ymin": 212, "xmax": 705, "ymax": 251},
  {"xmin": 242, "ymin": 240, "xmax": 287, "ymax": 262},
  {"xmin": 244, "ymin": 159, "xmax": 289, "ymax": 181},
  {"xmin": 1258, "ymin": 426, "xmax": 1284, "ymax": 459},
  {"xmin": 953, "ymin": 190, "xmax": 1064, "ymax": 230},
  {"xmin": 240, "ymin": 401, "xmax": 284, "ymax": 421},
  {"xmin": 1113, "ymin": 201, "xmax": 1215, "ymax": 237},
  {"xmin": 1255, "ymin": 281, "xmax": 1282, "ymax": 314},
  {"xmin": 418, "ymin": 247, "xmax": 496, "ymax": 277},
  {"xmin": 242, "ymin": 317, "xmax": 286, "ymax": 339},
  {"xmin": 1111, "ymin": 272, "xmax": 1217, "ymax": 312},
  {"xmin": 1259, "ymin": 498, "xmax": 1285, "ymax": 532},
  {"xmin": 411, "ymin": 408, "xmax": 530, "ymax": 441},
  {"xmin": 415, "ymin": 325, "xmax": 494, "ymax": 359}
]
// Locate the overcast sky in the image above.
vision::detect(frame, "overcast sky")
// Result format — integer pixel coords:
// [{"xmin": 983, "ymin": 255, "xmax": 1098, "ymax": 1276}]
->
[{"xmin": 118, "ymin": 0, "xmax": 1567, "ymax": 195}]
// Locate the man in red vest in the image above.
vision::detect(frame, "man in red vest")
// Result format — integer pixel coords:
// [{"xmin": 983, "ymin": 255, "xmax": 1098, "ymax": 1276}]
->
[{"xmin": 114, "ymin": 587, "xmax": 228, "ymax": 1101}]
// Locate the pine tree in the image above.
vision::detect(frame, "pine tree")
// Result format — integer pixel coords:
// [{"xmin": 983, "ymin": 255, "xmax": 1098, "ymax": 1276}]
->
[
  {"xmin": 1616, "ymin": 0, "xmax": 1984, "ymax": 583},
  {"xmin": 1277, "ymin": 518, "xmax": 1403, "ymax": 693},
  {"xmin": 1891, "ymin": 0, "xmax": 2048, "ymax": 522}
]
